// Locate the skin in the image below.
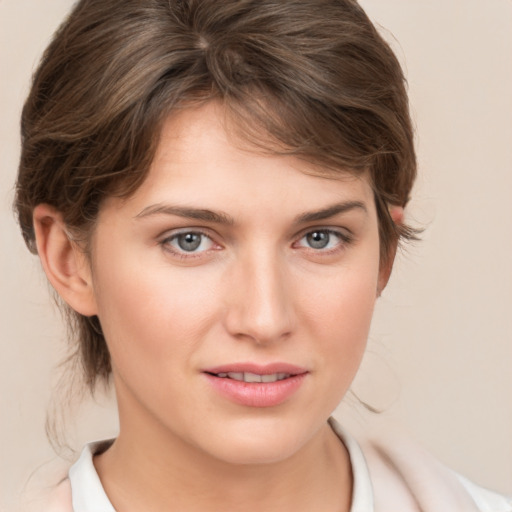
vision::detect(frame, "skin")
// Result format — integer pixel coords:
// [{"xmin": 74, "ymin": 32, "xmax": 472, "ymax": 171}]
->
[{"xmin": 33, "ymin": 102, "xmax": 401, "ymax": 512}]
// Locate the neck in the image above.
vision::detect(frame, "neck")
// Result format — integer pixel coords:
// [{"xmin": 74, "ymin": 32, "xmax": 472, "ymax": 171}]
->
[{"xmin": 94, "ymin": 396, "xmax": 352, "ymax": 512}]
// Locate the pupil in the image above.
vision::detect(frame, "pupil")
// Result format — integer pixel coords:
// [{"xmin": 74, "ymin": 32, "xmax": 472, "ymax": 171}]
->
[
  {"xmin": 307, "ymin": 231, "xmax": 329, "ymax": 249},
  {"xmin": 178, "ymin": 233, "xmax": 201, "ymax": 251}
]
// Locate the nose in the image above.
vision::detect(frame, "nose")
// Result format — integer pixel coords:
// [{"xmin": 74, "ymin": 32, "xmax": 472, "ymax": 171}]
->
[{"xmin": 223, "ymin": 250, "xmax": 295, "ymax": 345}]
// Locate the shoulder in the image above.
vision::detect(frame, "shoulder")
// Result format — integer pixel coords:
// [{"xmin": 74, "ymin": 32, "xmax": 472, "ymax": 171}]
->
[
  {"xmin": 329, "ymin": 418, "xmax": 511, "ymax": 512},
  {"xmin": 15, "ymin": 453, "xmax": 73, "ymax": 512},
  {"xmin": 361, "ymin": 432, "xmax": 512, "ymax": 512},
  {"xmin": 456, "ymin": 474, "xmax": 512, "ymax": 512},
  {"xmin": 20, "ymin": 477, "xmax": 73, "ymax": 512},
  {"xmin": 19, "ymin": 439, "xmax": 115, "ymax": 512}
]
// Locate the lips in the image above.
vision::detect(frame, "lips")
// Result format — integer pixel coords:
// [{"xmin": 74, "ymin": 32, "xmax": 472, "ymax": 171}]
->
[{"xmin": 203, "ymin": 363, "xmax": 308, "ymax": 407}]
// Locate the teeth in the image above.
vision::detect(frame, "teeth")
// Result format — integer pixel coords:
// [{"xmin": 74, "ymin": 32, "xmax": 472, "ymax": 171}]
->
[
  {"xmin": 220, "ymin": 372, "xmax": 291, "ymax": 382},
  {"xmin": 244, "ymin": 372, "xmax": 262, "ymax": 383}
]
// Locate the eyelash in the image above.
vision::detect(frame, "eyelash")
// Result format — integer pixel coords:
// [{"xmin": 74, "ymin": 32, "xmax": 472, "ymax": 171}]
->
[{"xmin": 160, "ymin": 227, "xmax": 353, "ymax": 259}]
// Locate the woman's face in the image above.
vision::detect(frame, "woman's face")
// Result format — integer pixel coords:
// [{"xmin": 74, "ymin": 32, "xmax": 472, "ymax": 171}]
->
[{"xmin": 88, "ymin": 102, "xmax": 386, "ymax": 465}]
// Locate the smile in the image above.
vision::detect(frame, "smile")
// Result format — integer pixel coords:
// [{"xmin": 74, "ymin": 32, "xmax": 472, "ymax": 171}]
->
[{"xmin": 213, "ymin": 372, "xmax": 292, "ymax": 383}]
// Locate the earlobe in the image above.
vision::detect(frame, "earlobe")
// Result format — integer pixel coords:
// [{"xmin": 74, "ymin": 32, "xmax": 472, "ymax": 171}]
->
[
  {"xmin": 389, "ymin": 205, "xmax": 404, "ymax": 226},
  {"xmin": 33, "ymin": 204, "xmax": 98, "ymax": 316},
  {"xmin": 377, "ymin": 206, "xmax": 404, "ymax": 296}
]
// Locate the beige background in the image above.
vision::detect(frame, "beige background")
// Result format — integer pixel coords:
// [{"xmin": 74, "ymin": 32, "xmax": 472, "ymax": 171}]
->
[{"xmin": 1, "ymin": 0, "xmax": 511, "ymax": 509}]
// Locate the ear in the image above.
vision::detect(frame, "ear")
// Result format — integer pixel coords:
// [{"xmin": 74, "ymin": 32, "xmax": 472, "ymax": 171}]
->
[
  {"xmin": 33, "ymin": 204, "xmax": 98, "ymax": 316},
  {"xmin": 377, "ymin": 206, "xmax": 404, "ymax": 296}
]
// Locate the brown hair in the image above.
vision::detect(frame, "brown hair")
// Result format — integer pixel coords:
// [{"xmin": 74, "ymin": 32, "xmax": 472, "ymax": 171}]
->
[{"xmin": 14, "ymin": 0, "xmax": 417, "ymax": 391}]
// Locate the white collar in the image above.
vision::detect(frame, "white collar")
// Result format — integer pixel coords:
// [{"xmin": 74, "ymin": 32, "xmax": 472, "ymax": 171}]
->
[
  {"xmin": 69, "ymin": 440, "xmax": 115, "ymax": 512},
  {"xmin": 329, "ymin": 417, "xmax": 374, "ymax": 512}
]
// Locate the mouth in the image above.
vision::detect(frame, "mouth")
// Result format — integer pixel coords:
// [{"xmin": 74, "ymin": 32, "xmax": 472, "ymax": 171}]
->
[
  {"xmin": 202, "ymin": 363, "xmax": 308, "ymax": 407},
  {"xmin": 206, "ymin": 371, "xmax": 294, "ymax": 383},
  {"xmin": 203, "ymin": 362, "xmax": 308, "ymax": 381}
]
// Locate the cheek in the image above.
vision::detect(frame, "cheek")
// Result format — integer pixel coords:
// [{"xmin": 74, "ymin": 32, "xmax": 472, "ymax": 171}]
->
[
  {"xmin": 90, "ymin": 246, "xmax": 220, "ymax": 365},
  {"xmin": 304, "ymin": 258, "xmax": 379, "ymax": 330},
  {"xmin": 299, "ymin": 257, "xmax": 380, "ymax": 369}
]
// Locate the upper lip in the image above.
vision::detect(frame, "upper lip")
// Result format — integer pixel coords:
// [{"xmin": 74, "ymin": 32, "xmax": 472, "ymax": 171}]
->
[{"xmin": 203, "ymin": 362, "xmax": 308, "ymax": 376}]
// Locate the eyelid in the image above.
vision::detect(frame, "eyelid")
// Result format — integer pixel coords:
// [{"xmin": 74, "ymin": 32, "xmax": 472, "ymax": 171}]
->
[
  {"xmin": 158, "ymin": 224, "xmax": 220, "ymax": 242},
  {"xmin": 161, "ymin": 226, "xmax": 208, "ymax": 237},
  {"xmin": 294, "ymin": 225, "xmax": 353, "ymax": 242}
]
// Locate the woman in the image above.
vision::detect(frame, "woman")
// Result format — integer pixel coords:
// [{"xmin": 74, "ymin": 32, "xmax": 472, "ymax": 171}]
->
[{"xmin": 14, "ymin": 0, "xmax": 511, "ymax": 510}]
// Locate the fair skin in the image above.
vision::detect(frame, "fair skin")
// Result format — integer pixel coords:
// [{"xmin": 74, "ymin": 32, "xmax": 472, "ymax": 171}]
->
[{"xmin": 34, "ymin": 102, "xmax": 402, "ymax": 512}]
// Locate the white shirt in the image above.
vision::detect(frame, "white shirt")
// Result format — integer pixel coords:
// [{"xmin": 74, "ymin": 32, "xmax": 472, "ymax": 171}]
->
[{"xmin": 24, "ymin": 419, "xmax": 512, "ymax": 512}]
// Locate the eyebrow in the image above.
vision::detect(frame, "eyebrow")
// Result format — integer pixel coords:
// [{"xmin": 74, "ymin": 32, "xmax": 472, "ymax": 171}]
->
[
  {"xmin": 134, "ymin": 200, "xmax": 367, "ymax": 225},
  {"xmin": 294, "ymin": 200, "xmax": 368, "ymax": 223},
  {"xmin": 135, "ymin": 204, "xmax": 235, "ymax": 225}
]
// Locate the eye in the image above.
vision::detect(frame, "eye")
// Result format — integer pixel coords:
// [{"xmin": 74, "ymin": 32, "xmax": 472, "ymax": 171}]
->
[
  {"xmin": 296, "ymin": 229, "xmax": 349, "ymax": 251},
  {"xmin": 163, "ymin": 231, "xmax": 215, "ymax": 254}
]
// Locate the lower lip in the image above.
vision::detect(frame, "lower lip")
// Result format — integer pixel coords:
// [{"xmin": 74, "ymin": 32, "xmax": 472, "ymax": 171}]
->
[{"xmin": 204, "ymin": 373, "xmax": 307, "ymax": 407}]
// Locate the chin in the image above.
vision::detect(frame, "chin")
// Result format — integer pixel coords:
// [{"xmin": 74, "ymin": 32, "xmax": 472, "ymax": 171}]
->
[
  {"xmin": 196, "ymin": 414, "xmax": 321, "ymax": 466},
  {"xmin": 209, "ymin": 437, "xmax": 302, "ymax": 466}
]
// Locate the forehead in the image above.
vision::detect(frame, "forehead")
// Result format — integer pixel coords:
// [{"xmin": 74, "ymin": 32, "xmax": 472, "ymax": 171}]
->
[
  {"xmin": 153, "ymin": 102, "xmax": 370, "ymax": 189},
  {"xmin": 102, "ymin": 102, "xmax": 376, "ymax": 222}
]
